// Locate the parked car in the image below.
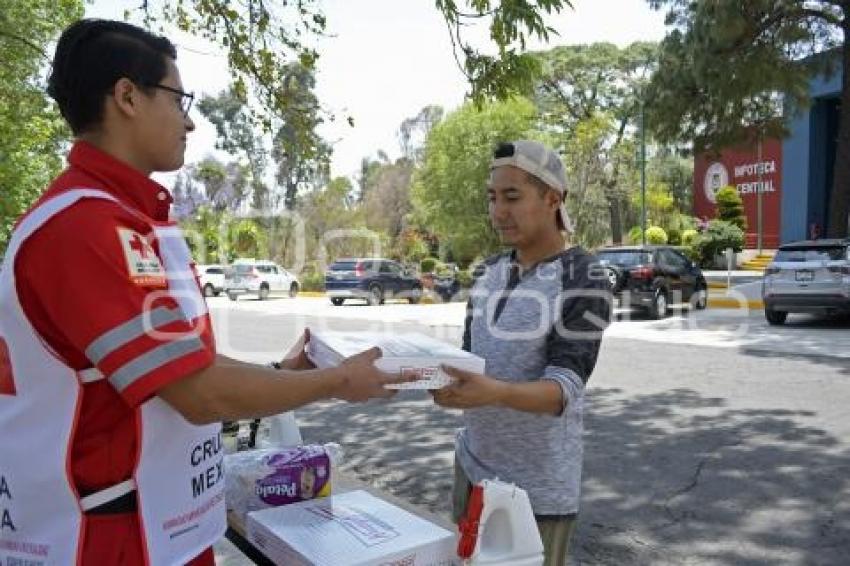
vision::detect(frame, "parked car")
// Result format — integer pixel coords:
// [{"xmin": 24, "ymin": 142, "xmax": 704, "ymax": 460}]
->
[
  {"xmin": 325, "ymin": 258, "xmax": 422, "ymax": 306},
  {"xmin": 596, "ymin": 245, "xmax": 708, "ymax": 319},
  {"xmin": 197, "ymin": 264, "xmax": 225, "ymax": 297},
  {"xmin": 761, "ymin": 238, "xmax": 850, "ymax": 325},
  {"xmin": 224, "ymin": 259, "xmax": 300, "ymax": 301}
]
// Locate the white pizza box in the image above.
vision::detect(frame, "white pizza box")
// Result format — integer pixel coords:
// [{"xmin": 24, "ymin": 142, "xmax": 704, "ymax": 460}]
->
[
  {"xmin": 246, "ymin": 489, "xmax": 460, "ymax": 566},
  {"xmin": 306, "ymin": 331, "xmax": 484, "ymax": 389}
]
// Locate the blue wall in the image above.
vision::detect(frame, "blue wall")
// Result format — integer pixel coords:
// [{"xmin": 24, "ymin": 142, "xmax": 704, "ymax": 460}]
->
[{"xmin": 781, "ymin": 70, "xmax": 842, "ymax": 242}]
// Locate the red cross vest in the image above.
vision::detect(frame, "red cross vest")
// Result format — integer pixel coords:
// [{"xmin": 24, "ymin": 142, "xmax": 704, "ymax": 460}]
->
[{"xmin": 0, "ymin": 189, "xmax": 226, "ymax": 565}]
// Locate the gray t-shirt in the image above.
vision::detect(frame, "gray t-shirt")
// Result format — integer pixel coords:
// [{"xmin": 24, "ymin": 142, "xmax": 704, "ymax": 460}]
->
[{"xmin": 456, "ymin": 247, "xmax": 611, "ymax": 515}]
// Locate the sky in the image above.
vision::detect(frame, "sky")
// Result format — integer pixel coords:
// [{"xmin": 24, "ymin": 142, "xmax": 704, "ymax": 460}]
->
[{"xmin": 85, "ymin": 0, "xmax": 669, "ymax": 183}]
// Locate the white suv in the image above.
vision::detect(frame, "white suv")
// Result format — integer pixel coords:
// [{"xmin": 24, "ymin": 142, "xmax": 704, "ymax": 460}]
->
[
  {"xmin": 224, "ymin": 259, "xmax": 300, "ymax": 301},
  {"xmin": 762, "ymin": 239, "xmax": 850, "ymax": 324},
  {"xmin": 197, "ymin": 264, "xmax": 226, "ymax": 297}
]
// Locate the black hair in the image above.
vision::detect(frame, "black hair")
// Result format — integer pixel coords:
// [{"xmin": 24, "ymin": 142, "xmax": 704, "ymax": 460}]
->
[{"xmin": 47, "ymin": 19, "xmax": 177, "ymax": 135}]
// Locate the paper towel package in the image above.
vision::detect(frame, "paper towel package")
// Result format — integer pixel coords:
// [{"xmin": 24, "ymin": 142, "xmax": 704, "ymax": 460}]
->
[
  {"xmin": 246, "ymin": 490, "xmax": 459, "ymax": 566},
  {"xmin": 307, "ymin": 331, "xmax": 484, "ymax": 389}
]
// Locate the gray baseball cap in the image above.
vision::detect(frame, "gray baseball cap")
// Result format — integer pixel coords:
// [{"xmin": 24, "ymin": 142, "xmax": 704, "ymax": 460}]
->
[{"xmin": 490, "ymin": 140, "xmax": 573, "ymax": 232}]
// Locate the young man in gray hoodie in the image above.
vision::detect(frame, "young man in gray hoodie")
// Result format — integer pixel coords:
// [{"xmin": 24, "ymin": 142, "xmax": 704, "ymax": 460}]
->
[{"xmin": 434, "ymin": 140, "xmax": 612, "ymax": 565}]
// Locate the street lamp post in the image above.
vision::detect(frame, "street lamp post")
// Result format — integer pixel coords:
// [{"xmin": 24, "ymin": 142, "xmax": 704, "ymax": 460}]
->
[
  {"xmin": 640, "ymin": 97, "xmax": 647, "ymax": 246},
  {"xmin": 756, "ymin": 135, "xmax": 763, "ymax": 254}
]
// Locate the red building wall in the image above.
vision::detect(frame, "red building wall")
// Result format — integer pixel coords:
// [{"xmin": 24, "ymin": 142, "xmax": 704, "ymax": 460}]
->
[{"xmin": 693, "ymin": 138, "xmax": 783, "ymax": 249}]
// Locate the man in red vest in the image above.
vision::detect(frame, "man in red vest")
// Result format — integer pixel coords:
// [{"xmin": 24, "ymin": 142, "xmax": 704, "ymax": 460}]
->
[{"xmin": 0, "ymin": 19, "xmax": 408, "ymax": 565}]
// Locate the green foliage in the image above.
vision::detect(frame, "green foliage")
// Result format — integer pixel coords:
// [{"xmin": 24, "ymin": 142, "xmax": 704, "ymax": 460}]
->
[
  {"xmin": 0, "ymin": 0, "xmax": 84, "ymax": 254},
  {"xmin": 420, "ymin": 257, "xmax": 439, "ymax": 274},
  {"xmin": 394, "ymin": 229, "xmax": 431, "ymax": 264},
  {"xmin": 646, "ymin": 0, "xmax": 837, "ymax": 151},
  {"xmin": 438, "ymin": 1, "xmax": 574, "ymax": 104},
  {"xmin": 561, "ymin": 114, "xmax": 616, "ymax": 248},
  {"xmin": 299, "ymin": 272, "xmax": 325, "ymax": 292},
  {"xmin": 627, "ymin": 226, "xmax": 644, "ymax": 245},
  {"xmin": 129, "ymin": 1, "xmax": 574, "ymax": 135},
  {"xmin": 648, "ymin": 148, "xmax": 693, "ymax": 214},
  {"xmin": 690, "ymin": 220, "xmax": 745, "ymax": 266},
  {"xmin": 411, "ymin": 97, "xmax": 541, "ymax": 263},
  {"xmin": 666, "ymin": 227, "xmax": 681, "ymax": 245},
  {"xmin": 715, "ymin": 185, "xmax": 747, "ymax": 231},
  {"xmin": 681, "ymin": 228, "xmax": 698, "ymax": 246},
  {"xmin": 645, "ymin": 225, "xmax": 668, "ymax": 245},
  {"xmin": 456, "ymin": 269, "xmax": 474, "ymax": 289},
  {"xmin": 532, "ymin": 42, "xmax": 658, "ymax": 244}
]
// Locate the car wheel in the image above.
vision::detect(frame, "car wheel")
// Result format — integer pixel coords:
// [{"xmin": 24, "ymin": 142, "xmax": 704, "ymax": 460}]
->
[
  {"xmin": 649, "ymin": 288, "xmax": 668, "ymax": 320},
  {"xmin": 330, "ymin": 298, "xmax": 344, "ymax": 306},
  {"xmin": 408, "ymin": 286, "xmax": 422, "ymax": 304},
  {"xmin": 213, "ymin": 290, "xmax": 221, "ymax": 297},
  {"xmin": 203, "ymin": 283, "xmax": 215, "ymax": 297},
  {"xmin": 289, "ymin": 282, "xmax": 299, "ymax": 298},
  {"xmin": 367, "ymin": 284, "xmax": 383, "ymax": 306},
  {"xmin": 765, "ymin": 308, "xmax": 787, "ymax": 326},
  {"xmin": 227, "ymin": 292, "xmax": 238, "ymax": 302},
  {"xmin": 692, "ymin": 285, "xmax": 708, "ymax": 310},
  {"xmin": 258, "ymin": 284, "xmax": 270, "ymax": 301}
]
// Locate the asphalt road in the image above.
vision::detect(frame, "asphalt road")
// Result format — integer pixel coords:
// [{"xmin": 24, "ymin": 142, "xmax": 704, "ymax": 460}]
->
[{"xmin": 212, "ymin": 297, "xmax": 850, "ymax": 565}]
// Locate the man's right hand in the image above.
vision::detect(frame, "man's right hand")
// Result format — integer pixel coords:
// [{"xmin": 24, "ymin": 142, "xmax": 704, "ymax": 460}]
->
[{"xmin": 333, "ymin": 347, "xmax": 416, "ymax": 402}]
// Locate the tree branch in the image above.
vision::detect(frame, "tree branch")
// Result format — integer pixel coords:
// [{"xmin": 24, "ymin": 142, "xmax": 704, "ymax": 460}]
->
[{"xmin": 0, "ymin": 29, "xmax": 47, "ymax": 58}]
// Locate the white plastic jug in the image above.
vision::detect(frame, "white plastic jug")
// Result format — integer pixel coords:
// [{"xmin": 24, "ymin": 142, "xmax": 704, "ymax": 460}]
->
[
  {"xmin": 258, "ymin": 411, "xmax": 302, "ymax": 448},
  {"xmin": 463, "ymin": 479, "xmax": 544, "ymax": 566}
]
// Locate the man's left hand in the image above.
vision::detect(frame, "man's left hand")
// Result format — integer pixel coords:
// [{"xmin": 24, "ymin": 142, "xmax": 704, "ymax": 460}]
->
[{"xmin": 430, "ymin": 365, "xmax": 508, "ymax": 409}]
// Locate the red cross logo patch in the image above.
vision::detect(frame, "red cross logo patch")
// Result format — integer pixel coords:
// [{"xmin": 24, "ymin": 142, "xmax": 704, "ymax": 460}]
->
[
  {"xmin": 0, "ymin": 338, "xmax": 16, "ymax": 396},
  {"xmin": 117, "ymin": 228, "xmax": 167, "ymax": 288}
]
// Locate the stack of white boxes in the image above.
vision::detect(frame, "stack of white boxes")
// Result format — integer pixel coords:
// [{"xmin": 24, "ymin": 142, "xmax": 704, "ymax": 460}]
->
[{"xmin": 307, "ymin": 331, "xmax": 484, "ymax": 390}]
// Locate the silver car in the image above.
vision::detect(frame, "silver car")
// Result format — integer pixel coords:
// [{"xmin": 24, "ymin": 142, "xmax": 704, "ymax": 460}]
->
[{"xmin": 762, "ymin": 239, "xmax": 850, "ymax": 325}]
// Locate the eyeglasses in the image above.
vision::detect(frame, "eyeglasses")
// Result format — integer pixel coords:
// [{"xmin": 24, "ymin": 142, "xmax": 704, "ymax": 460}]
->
[{"xmin": 148, "ymin": 84, "xmax": 194, "ymax": 117}]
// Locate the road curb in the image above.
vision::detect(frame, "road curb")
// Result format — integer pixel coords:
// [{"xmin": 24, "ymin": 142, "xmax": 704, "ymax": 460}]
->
[
  {"xmin": 298, "ymin": 290, "xmax": 763, "ymax": 309},
  {"xmin": 708, "ymin": 297, "xmax": 764, "ymax": 309},
  {"xmin": 294, "ymin": 291, "xmax": 439, "ymax": 305}
]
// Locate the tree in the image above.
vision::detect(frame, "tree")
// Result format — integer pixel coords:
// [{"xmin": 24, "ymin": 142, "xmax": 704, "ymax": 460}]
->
[
  {"xmin": 561, "ymin": 114, "xmax": 615, "ymax": 249},
  {"xmin": 129, "ymin": 1, "xmax": 574, "ymax": 127},
  {"xmin": 648, "ymin": 147, "xmax": 693, "ymax": 214},
  {"xmin": 362, "ymin": 159, "xmax": 415, "ymax": 240},
  {"xmin": 411, "ymin": 97, "xmax": 541, "ymax": 263},
  {"xmin": 646, "ymin": 0, "xmax": 849, "ymax": 237},
  {"xmin": 715, "ymin": 186, "xmax": 747, "ymax": 232},
  {"xmin": 532, "ymin": 42, "xmax": 658, "ymax": 243},
  {"xmin": 270, "ymin": 63, "xmax": 331, "ymax": 211},
  {"xmin": 0, "ymin": 0, "xmax": 83, "ymax": 253},
  {"xmin": 196, "ymin": 87, "xmax": 270, "ymax": 211},
  {"xmin": 185, "ymin": 157, "xmax": 249, "ymax": 212},
  {"xmin": 398, "ymin": 105, "xmax": 444, "ymax": 164},
  {"xmin": 437, "ymin": 0, "xmax": 575, "ymax": 103}
]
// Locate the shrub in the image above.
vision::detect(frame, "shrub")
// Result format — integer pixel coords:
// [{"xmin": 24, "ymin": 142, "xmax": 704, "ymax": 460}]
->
[
  {"xmin": 681, "ymin": 229, "xmax": 698, "ymax": 246},
  {"xmin": 667, "ymin": 227, "xmax": 682, "ymax": 246},
  {"xmin": 457, "ymin": 270, "xmax": 473, "ymax": 288},
  {"xmin": 645, "ymin": 226, "xmax": 668, "ymax": 245},
  {"xmin": 627, "ymin": 225, "xmax": 644, "ymax": 244},
  {"xmin": 299, "ymin": 272, "xmax": 325, "ymax": 292},
  {"xmin": 715, "ymin": 186, "xmax": 747, "ymax": 231},
  {"xmin": 420, "ymin": 257, "xmax": 439, "ymax": 273},
  {"xmin": 691, "ymin": 220, "xmax": 745, "ymax": 266}
]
